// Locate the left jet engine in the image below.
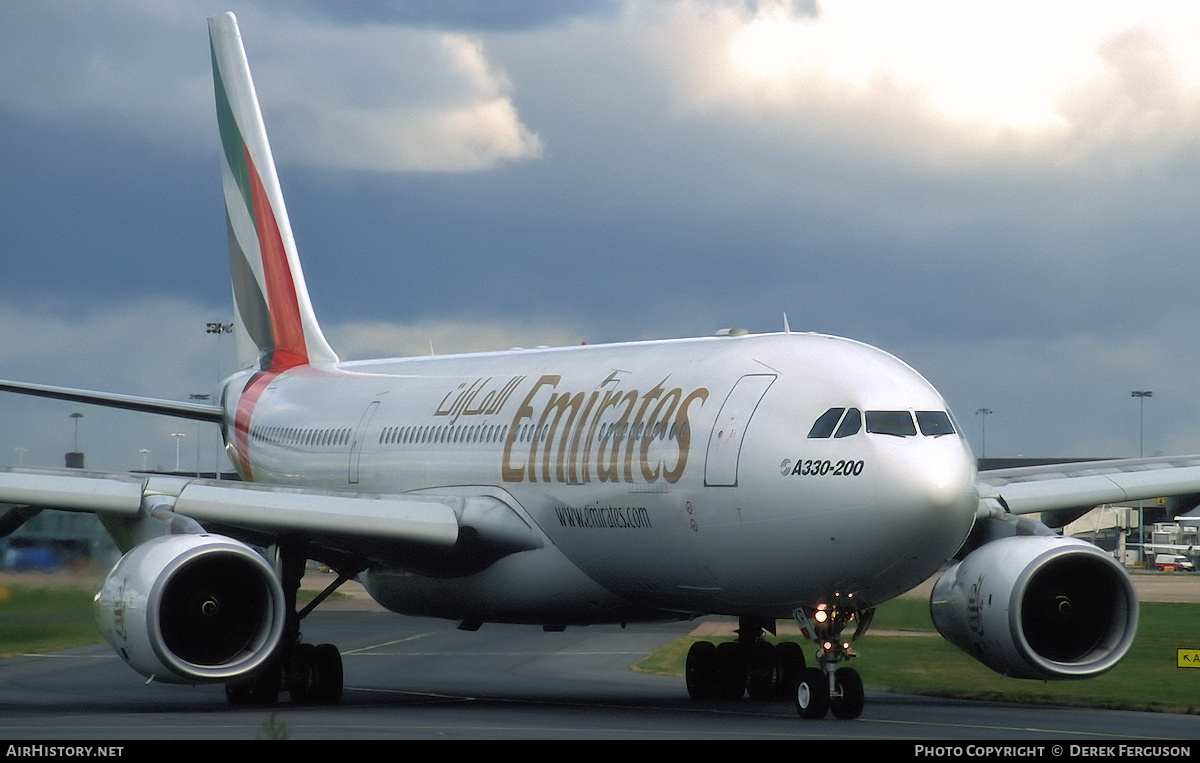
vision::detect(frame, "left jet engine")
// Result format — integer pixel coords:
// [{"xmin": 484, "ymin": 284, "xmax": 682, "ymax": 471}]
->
[{"xmin": 94, "ymin": 534, "xmax": 286, "ymax": 684}]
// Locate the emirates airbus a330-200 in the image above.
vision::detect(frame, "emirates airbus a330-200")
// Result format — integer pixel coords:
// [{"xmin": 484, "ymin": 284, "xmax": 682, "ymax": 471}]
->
[{"xmin": 3, "ymin": 13, "xmax": 1198, "ymax": 719}]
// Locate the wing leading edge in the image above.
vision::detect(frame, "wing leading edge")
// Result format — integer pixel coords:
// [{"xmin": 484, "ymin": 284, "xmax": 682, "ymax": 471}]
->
[
  {"xmin": 978, "ymin": 455, "xmax": 1200, "ymax": 521},
  {"xmin": 0, "ymin": 379, "xmax": 223, "ymax": 423},
  {"xmin": 0, "ymin": 467, "xmax": 540, "ymax": 570}
]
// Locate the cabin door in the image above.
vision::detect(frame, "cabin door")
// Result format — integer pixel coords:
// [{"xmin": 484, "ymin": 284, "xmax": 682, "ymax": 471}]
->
[{"xmin": 704, "ymin": 374, "xmax": 775, "ymax": 487}]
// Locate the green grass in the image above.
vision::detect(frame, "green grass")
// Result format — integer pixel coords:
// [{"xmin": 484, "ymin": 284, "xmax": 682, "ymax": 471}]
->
[
  {"xmin": 635, "ymin": 598, "xmax": 1200, "ymax": 715},
  {"xmin": 0, "ymin": 584, "xmax": 100, "ymax": 655},
  {"xmin": 0, "ymin": 582, "xmax": 342, "ymax": 656}
]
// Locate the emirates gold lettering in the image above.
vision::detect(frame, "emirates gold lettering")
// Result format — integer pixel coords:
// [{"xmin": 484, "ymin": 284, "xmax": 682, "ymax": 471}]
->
[
  {"xmin": 535, "ymin": 388, "xmax": 584, "ymax": 483},
  {"xmin": 500, "ymin": 374, "xmax": 707, "ymax": 485}
]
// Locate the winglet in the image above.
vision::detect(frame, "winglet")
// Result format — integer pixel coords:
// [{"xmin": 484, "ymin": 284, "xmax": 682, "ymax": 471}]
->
[{"xmin": 208, "ymin": 13, "xmax": 337, "ymax": 372}]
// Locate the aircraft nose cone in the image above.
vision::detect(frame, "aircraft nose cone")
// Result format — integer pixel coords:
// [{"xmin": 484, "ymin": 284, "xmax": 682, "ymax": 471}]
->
[
  {"xmin": 877, "ymin": 437, "xmax": 978, "ymax": 562},
  {"xmin": 926, "ymin": 444, "xmax": 977, "ymax": 518}
]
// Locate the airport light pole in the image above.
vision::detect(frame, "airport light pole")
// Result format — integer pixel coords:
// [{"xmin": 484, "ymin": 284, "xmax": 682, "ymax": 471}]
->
[
  {"xmin": 975, "ymin": 408, "xmax": 992, "ymax": 459},
  {"xmin": 190, "ymin": 394, "xmax": 211, "ymax": 477},
  {"xmin": 171, "ymin": 432, "xmax": 186, "ymax": 473},
  {"xmin": 70, "ymin": 412, "xmax": 83, "ymax": 451},
  {"xmin": 1131, "ymin": 390, "xmax": 1152, "ymax": 458},
  {"xmin": 207, "ymin": 321, "xmax": 234, "ymax": 380},
  {"xmin": 206, "ymin": 322, "xmax": 233, "ymax": 477},
  {"xmin": 66, "ymin": 412, "xmax": 85, "ymax": 468},
  {"xmin": 1131, "ymin": 390, "xmax": 1152, "ymax": 565}
]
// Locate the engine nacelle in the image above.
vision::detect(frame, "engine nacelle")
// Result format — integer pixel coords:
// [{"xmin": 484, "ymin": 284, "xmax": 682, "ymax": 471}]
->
[
  {"xmin": 94, "ymin": 534, "xmax": 286, "ymax": 684},
  {"xmin": 930, "ymin": 535, "xmax": 1137, "ymax": 680}
]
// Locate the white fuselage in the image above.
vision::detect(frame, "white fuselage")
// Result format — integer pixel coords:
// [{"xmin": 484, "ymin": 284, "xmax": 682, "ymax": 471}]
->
[{"xmin": 222, "ymin": 332, "xmax": 979, "ymax": 625}]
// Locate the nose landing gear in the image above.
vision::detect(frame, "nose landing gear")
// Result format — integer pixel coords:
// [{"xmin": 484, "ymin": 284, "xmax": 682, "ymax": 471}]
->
[{"xmin": 792, "ymin": 603, "xmax": 868, "ymax": 720}]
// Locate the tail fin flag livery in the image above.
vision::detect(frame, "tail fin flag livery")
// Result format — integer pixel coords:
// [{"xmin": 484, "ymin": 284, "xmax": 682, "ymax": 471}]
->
[
  {"xmin": 209, "ymin": 13, "xmax": 336, "ymax": 373},
  {"xmin": 3, "ymin": 11, "xmax": 1200, "ymax": 718}
]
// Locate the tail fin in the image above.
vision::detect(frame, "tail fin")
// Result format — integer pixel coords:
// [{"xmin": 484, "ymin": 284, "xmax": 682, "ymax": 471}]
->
[{"xmin": 208, "ymin": 13, "xmax": 337, "ymax": 372}]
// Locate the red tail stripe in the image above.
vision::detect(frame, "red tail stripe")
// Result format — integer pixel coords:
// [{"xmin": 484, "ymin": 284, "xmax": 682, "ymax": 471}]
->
[
  {"xmin": 245, "ymin": 146, "xmax": 308, "ymax": 372},
  {"xmin": 233, "ymin": 370, "xmax": 277, "ymax": 481},
  {"xmin": 231, "ymin": 151, "xmax": 309, "ymax": 479}
]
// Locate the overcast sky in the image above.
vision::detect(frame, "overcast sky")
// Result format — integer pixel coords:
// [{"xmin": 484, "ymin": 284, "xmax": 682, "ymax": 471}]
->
[{"xmin": 3, "ymin": 0, "xmax": 1200, "ymax": 471}]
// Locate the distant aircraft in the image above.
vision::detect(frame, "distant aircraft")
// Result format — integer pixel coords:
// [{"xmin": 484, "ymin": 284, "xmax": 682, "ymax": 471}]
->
[{"xmin": 2, "ymin": 12, "xmax": 1198, "ymax": 718}]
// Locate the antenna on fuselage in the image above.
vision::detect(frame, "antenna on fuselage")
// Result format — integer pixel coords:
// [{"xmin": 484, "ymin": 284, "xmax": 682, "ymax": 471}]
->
[{"xmin": 783, "ymin": 313, "xmax": 792, "ymax": 334}]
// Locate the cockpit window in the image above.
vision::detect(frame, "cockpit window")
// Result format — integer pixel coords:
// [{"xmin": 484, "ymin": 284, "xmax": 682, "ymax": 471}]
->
[
  {"xmin": 807, "ymin": 407, "xmax": 844, "ymax": 438},
  {"xmin": 865, "ymin": 410, "xmax": 917, "ymax": 437},
  {"xmin": 834, "ymin": 407, "xmax": 861, "ymax": 438},
  {"xmin": 916, "ymin": 411, "xmax": 956, "ymax": 436},
  {"xmin": 812, "ymin": 408, "xmax": 952, "ymax": 439}
]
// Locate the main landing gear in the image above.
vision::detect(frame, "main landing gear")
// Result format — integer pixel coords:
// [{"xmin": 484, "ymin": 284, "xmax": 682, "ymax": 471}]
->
[
  {"xmin": 685, "ymin": 617, "xmax": 805, "ymax": 701},
  {"xmin": 226, "ymin": 542, "xmax": 354, "ymax": 706},
  {"xmin": 684, "ymin": 604, "xmax": 870, "ymax": 720}
]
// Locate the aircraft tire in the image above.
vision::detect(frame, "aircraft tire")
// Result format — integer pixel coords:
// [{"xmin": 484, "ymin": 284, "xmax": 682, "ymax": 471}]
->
[
  {"xmin": 685, "ymin": 641, "xmax": 718, "ymax": 700},
  {"xmin": 746, "ymin": 641, "xmax": 778, "ymax": 700},
  {"xmin": 795, "ymin": 667, "xmax": 829, "ymax": 719},
  {"xmin": 773, "ymin": 641, "xmax": 805, "ymax": 700},
  {"xmin": 288, "ymin": 643, "xmax": 317, "ymax": 704},
  {"xmin": 829, "ymin": 667, "xmax": 864, "ymax": 720},
  {"xmin": 226, "ymin": 662, "xmax": 282, "ymax": 706},
  {"xmin": 312, "ymin": 643, "xmax": 344, "ymax": 704},
  {"xmin": 287, "ymin": 642, "xmax": 344, "ymax": 705},
  {"xmin": 715, "ymin": 641, "xmax": 748, "ymax": 700}
]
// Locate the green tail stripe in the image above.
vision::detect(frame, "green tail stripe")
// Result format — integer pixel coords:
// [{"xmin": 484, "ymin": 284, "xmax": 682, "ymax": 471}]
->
[{"xmin": 211, "ymin": 38, "xmax": 254, "ymax": 226}]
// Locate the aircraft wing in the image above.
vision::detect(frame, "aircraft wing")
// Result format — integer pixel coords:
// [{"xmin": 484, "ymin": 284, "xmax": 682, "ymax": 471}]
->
[
  {"xmin": 0, "ymin": 379, "xmax": 223, "ymax": 422},
  {"xmin": 977, "ymin": 455, "xmax": 1200, "ymax": 525},
  {"xmin": 0, "ymin": 467, "xmax": 538, "ymax": 567}
]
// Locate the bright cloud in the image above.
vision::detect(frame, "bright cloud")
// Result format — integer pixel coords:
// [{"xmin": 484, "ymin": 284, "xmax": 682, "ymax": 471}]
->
[
  {"xmin": 252, "ymin": 22, "xmax": 544, "ymax": 172},
  {"xmin": 687, "ymin": 1, "xmax": 1200, "ymax": 149}
]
